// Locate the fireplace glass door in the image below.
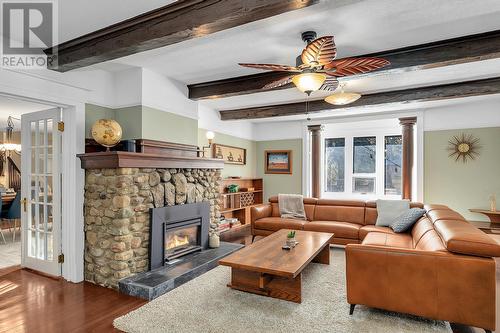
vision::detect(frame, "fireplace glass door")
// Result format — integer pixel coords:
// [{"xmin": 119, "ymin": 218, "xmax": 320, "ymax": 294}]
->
[{"xmin": 165, "ymin": 225, "xmax": 200, "ymax": 260}]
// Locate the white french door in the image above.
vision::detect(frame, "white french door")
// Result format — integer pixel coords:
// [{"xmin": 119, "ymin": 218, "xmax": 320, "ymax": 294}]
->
[{"xmin": 21, "ymin": 108, "xmax": 62, "ymax": 276}]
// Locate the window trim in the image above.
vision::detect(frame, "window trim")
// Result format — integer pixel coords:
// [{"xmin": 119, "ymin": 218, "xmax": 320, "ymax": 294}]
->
[{"xmin": 321, "ymin": 126, "xmax": 402, "ymax": 200}]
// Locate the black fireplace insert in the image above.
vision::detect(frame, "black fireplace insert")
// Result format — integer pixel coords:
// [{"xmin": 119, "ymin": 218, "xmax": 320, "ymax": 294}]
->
[{"xmin": 149, "ymin": 202, "xmax": 209, "ymax": 270}]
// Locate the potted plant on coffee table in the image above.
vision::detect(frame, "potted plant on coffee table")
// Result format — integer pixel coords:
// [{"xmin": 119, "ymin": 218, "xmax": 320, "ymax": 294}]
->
[{"xmin": 286, "ymin": 231, "xmax": 297, "ymax": 247}]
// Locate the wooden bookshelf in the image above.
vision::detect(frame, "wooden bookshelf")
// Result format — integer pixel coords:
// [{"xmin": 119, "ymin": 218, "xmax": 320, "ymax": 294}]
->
[{"xmin": 218, "ymin": 178, "xmax": 263, "ymax": 235}]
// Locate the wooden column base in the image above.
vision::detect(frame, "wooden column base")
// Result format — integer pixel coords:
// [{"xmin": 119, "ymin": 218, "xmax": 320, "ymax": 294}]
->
[{"xmin": 227, "ymin": 245, "xmax": 330, "ymax": 303}]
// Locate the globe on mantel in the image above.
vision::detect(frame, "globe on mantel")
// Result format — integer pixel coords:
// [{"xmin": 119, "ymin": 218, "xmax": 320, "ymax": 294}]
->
[{"xmin": 91, "ymin": 119, "xmax": 122, "ymax": 150}]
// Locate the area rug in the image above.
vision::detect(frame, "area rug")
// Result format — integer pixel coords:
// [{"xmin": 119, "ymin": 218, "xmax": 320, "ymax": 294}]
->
[{"xmin": 114, "ymin": 248, "xmax": 451, "ymax": 333}]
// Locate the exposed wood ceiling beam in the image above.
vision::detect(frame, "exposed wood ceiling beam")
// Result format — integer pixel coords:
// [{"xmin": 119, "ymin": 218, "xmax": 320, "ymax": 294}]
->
[
  {"xmin": 45, "ymin": 0, "xmax": 320, "ymax": 72},
  {"xmin": 189, "ymin": 30, "xmax": 500, "ymax": 100},
  {"xmin": 219, "ymin": 77, "xmax": 500, "ymax": 120}
]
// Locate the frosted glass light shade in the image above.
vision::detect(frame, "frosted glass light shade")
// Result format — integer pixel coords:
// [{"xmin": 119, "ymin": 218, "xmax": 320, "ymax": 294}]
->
[
  {"xmin": 205, "ymin": 131, "xmax": 215, "ymax": 140},
  {"xmin": 292, "ymin": 73, "xmax": 326, "ymax": 94},
  {"xmin": 324, "ymin": 91, "xmax": 361, "ymax": 105}
]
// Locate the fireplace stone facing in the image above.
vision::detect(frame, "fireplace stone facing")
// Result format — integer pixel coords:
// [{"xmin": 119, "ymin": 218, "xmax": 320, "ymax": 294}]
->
[{"xmin": 84, "ymin": 167, "xmax": 222, "ymax": 289}]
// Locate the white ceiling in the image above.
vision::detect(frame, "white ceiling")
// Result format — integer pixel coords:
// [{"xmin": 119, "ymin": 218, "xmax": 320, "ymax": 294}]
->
[
  {"xmin": 105, "ymin": 0, "xmax": 500, "ymax": 83},
  {"xmin": 0, "ymin": 96, "xmax": 49, "ymax": 129},
  {"xmin": 58, "ymin": 0, "xmax": 176, "ymax": 43},
  {"xmin": 59, "ymin": 0, "xmax": 500, "ymax": 122}
]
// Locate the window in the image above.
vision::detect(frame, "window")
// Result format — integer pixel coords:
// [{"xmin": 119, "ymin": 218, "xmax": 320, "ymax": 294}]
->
[
  {"xmin": 325, "ymin": 138, "xmax": 345, "ymax": 192},
  {"xmin": 353, "ymin": 137, "xmax": 376, "ymax": 173},
  {"xmin": 322, "ymin": 126, "xmax": 403, "ymax": 199},
  {"xmin": 384, "ymin": 135, "xmax": 402, "ymax": 195},
  {"xmin": 352, "ymin": 137, "xmax": 376, "ymax": 194}
]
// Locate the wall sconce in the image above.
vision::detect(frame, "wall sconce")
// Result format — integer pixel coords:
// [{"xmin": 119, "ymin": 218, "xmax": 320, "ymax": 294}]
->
[{"xmin": 201, "ymin": 131, "xmax": 215, "ymax": 158}]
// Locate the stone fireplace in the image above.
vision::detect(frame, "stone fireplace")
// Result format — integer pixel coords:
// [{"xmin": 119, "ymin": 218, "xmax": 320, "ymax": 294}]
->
[{"xmin": 79, "ymin": 143, "xmax": 226, "ymax": 290}]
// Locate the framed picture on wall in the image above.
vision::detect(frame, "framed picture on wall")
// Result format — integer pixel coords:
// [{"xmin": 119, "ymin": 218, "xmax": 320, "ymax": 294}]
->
[
  {"xmin": 212, "ymin": 143, "xmax": 246, "ymax": 165},
  {"xmin": 264, "ymin": 150, "xmax": 292, "ymax": 174}
]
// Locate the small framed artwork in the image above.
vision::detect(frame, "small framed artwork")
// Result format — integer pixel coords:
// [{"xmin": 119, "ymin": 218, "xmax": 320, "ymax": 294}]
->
[
  {"xmin": 212, "ymin": 143, "xmax": 246, "ymax": 165},
  {"xmin": 265, "ymin": 150, "xmax": 292, "ymax": 174}
]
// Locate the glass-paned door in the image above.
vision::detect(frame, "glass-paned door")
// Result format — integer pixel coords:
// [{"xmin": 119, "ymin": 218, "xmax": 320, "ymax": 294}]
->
[{"xmin": 21, "ymin": 109, "xmax": 61, "ymax": 276}]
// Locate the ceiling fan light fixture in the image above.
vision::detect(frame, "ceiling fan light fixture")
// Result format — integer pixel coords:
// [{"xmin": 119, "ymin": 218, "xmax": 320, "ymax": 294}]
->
[
  {"xmin": 291, "ymin": 72, "xmax": 326, "ymax": 95},
  {"xmin": 324, "ymin": 89, "xmax": 361, "ymax": 105}
]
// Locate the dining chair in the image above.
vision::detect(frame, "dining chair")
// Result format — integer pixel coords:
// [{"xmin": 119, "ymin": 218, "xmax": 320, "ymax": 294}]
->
[{"xmin": 5, "ymin": 193, "xmax": 21, "ymax": 242}]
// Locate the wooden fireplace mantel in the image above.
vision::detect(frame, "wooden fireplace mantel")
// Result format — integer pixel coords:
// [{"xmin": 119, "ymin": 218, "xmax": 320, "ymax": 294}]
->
[{"xmin": 77, "ymin": 151, "xmax": 224, "ymax": 169}]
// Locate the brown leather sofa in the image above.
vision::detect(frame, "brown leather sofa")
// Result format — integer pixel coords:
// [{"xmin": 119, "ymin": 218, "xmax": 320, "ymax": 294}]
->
[
  {"xmin": 250, "ymin": 196, "xmax": 424, "ymax": 244},
  {"xmin": 347, "ymin": 204, "xmax": 499, "ymax": 332},
  {"xmin": 251, "ymin": 197, "xmax": 499, "ymax": 331}
]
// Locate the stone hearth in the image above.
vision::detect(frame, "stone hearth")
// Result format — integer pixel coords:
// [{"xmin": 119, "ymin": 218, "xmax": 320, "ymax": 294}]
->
[{"xmin": 80, "ymin": 150, "xmax": 224, "ymax": 289}]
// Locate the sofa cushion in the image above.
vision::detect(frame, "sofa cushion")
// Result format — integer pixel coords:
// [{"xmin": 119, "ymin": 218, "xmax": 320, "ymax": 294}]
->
[
  {"xmin": 375, "ymin": 199, "xmax": 410, "ymax": 226},
  {"xmin": 304, "ymin": 221, "xmax": 360, "ymax": 239},
  {"xmin": 361, "ymin": 232, "xmax": 413, "ymax": 249},
  {"xmin": 411, "ymin": 217, "xmax": 434, "ymax": 244},
  {"xmin": 365, "ymin": 201, "xmax": 424, "ymax": 225},
  {"xmin": 434, "ymin": 219, "xmax": 500, "ymax": 257},
  {"xmin": 254, "ymin": 217, "xmax": 306, "ymax": 232},
  {"xmin": 414, "ymin": 229, "xmax": 447, "ymax": 252},
  {"xmin": 426, "ymin": 209, "xmax": 465, "ymax": 224},
  {"xmin": 314, "ymin": 200, "xmax": 365, "ymax": 224},
  {"xmin": 359, "ymin": 225, "xmax": 394, "ymax": 240},
  {"xmin": 423, "ymin": 204, "xmax": 449, "ymax": 212},
  {"xmin": 390, "ymin": 208, "xmax": 427, "ymax": 233}
]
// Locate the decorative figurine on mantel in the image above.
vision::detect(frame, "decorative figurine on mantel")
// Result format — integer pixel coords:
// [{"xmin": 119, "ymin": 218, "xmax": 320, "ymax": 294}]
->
[{"xmin": 91, "ymin": 119, "xmax": 123, "ymax": 151}]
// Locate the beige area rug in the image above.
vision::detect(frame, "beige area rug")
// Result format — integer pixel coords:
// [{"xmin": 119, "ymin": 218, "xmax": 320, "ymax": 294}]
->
[{"xmin": 114, "ymin": 248, "xmax": 451, "ymax": 333}]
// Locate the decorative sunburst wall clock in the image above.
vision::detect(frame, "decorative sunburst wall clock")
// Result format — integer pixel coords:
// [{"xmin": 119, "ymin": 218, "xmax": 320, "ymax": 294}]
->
[{"xmin": 447, "ymin": 133, "xmax": 481, "ymax": 163}]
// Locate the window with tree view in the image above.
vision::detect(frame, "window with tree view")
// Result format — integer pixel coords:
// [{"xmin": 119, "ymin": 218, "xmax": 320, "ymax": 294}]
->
[
  {"xmin": 384, "ymin": 135, "xmax": 402, "ymax": 195},
  {"xmin": 323, "ymin": 130, "xmax": 403, "ymax": 198},
  {"xmin": 353, "ymin": 137, "xmax": 376, "ymax": 193},
  {"xmin": 324, "ymin": 138, "xmax": 345, "ymax": 192}
]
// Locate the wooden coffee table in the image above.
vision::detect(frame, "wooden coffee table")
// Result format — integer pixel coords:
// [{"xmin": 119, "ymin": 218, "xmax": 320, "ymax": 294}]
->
[{"xmin": 219, "ymin": 229, "xmax": 333, "ymax": 303}]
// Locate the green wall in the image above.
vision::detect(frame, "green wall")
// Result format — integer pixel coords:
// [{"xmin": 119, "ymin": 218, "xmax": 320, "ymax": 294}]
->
[
  {"xmin": 256, "ymin": 139, "xmax": 303, "ymax": 201},
  {"xmin": 198, "ymin": 128, "xmax": 256, "ymax": 179},
  {"xmin": 115, "ymin": 106, "xmax": 142, "ymax": 140},
  {"xmin": 85, "ymin": 104, "xmax": 115, "ymax": 138},
  {"xmin": 143, "ymin": 106, "xmax": 198, "ymax": 145},
  {"xmin": 424, "ymin": 127, "xmax": 500, "ymax": 221},
  {"xmin": 85, "ymin": 104, "xmax": 198, "ymax": 145}
]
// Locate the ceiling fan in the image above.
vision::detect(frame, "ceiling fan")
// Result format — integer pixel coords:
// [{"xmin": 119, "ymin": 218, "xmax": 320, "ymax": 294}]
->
[{"xmin": 239, "ymin": 31, "xmax": 390, "ymax": 103}]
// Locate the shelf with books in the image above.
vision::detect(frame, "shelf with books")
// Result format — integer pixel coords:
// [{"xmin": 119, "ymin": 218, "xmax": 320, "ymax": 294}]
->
[{"xmin": 218, "ymin": 178, "xmax": 264, "ymax": 234}]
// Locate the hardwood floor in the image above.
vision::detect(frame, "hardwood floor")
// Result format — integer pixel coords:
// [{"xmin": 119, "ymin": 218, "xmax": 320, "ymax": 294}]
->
[
  {"xmin": 0, "ymin": 231, "xmax": 498, "ymax": 333},
  {"xmin": 0, "ymin": 268, "xmax": 146, "ymax": 333}
]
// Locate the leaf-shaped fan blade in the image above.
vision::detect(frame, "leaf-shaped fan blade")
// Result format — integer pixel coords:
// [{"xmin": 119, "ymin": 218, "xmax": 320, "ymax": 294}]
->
[
  {"xmin": 319, "ymin": 77, "xmax": 339, "ymax": 92},
  {"xmin": 262, "ymin": 75, "xmax": 294, "ymax": 90},
  {"xmin": 324, "ymin": 57, "xmax": 390, "ymax": 76},
  {"xmin": 238, "ymin": 63, "xmax": 300, "ymax": 72},
  {"xmin": 301, "ymin": 36, "xmax": 337, "ymax": 66}
]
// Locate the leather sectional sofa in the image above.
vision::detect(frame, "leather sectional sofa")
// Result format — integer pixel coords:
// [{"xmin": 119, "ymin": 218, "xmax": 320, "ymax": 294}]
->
[
  {"xmin": 251, "ymin": 196, "xmax": 424, "ymax": 244},
  {"xmin": 251, "ymin": 197, "xmax": 500, "ymax": 332}
]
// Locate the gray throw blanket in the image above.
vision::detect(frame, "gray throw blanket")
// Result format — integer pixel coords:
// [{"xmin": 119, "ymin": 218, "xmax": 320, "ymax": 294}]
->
[{"xmin": 278, "ymin": 194, "xmax": 306, "ymax": 220}]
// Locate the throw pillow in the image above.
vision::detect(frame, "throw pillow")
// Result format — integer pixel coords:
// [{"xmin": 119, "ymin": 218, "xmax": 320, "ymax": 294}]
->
[
  {"xmin": 390, "ymin": 208, "xmax": 427, "ymax": 233},
  {"xmin": 375, "ymin": 199, "xmax": 410, "ymax": 227}
]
